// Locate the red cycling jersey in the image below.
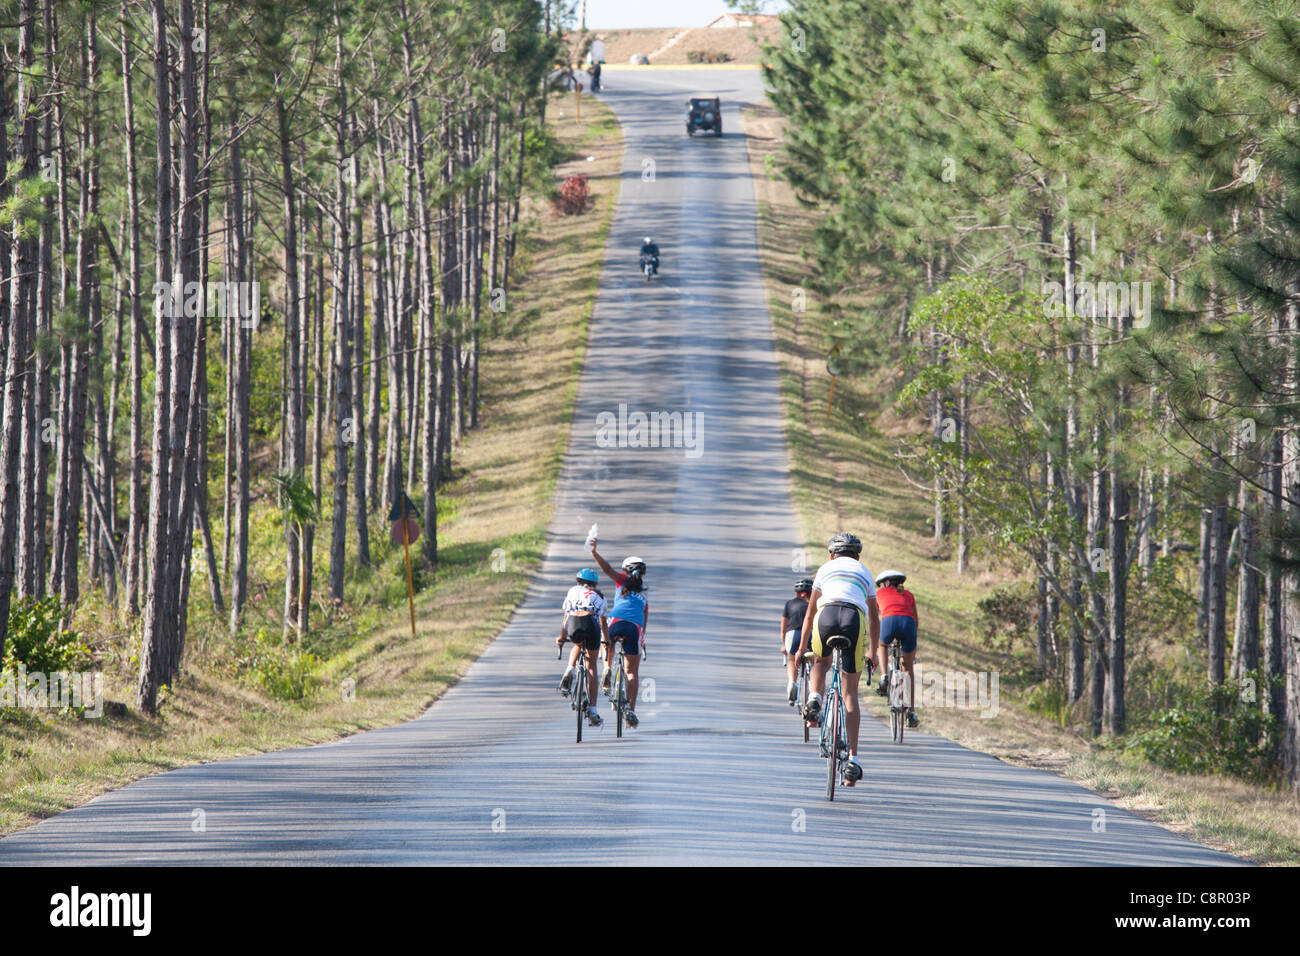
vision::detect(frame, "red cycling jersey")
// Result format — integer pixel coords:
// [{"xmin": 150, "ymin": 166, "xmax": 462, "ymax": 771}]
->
[{"xmin": 876, "ymin": 586, "xmax": 916, "ymax": 620}]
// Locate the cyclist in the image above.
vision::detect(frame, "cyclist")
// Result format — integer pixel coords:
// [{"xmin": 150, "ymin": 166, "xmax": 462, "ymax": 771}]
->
[
  {"xmin": 639, "ymin": 236, "xmax": 660, "ymax": 275},
  {"xmin": 556, "ymin": 568, "xmax": 608, "ymax": 727},
  {"xmin": 589, "ymin": 542, "xmax": 648, "ymax": 727},
  {"xmin": 781, "ymin": 578, "xmax": 813, "ymax": 704},
  {"xmin": 795, "ymin": 532, "xmax": 880, "ymax": 785},
  {"xmin": 874, "ymin": 569, "xmax": 919, "ymax": 729}
]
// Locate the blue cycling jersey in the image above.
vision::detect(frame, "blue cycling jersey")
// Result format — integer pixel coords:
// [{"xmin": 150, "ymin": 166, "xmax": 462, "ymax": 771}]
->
[{"xmin": 610, "ymin": 588, "xmax": 647, "ymax": 626}]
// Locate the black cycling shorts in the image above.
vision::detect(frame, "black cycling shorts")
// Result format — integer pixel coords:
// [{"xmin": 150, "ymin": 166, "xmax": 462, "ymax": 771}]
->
[
  {"xmin": 812, "ymin": 602, "xmax": 866, "ymax": 673},
  {"xmin": 564, "ymin": 613, "xmax": 601, "ymax": 652}
]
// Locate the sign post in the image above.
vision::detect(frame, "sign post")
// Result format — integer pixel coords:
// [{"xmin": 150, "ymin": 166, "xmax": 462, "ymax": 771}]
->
[{"xmin": 389, "ymin": 493, "xmax": 422, "ymax": 638}]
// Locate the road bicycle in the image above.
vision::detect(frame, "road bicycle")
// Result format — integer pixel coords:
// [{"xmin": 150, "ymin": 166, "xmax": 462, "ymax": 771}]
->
[
  {"xmin": 886, "ymin": 636, "xmax": 908, "ymax": 744},
  {"xmin": 813, "ymin": 636, "xmax": 852, "ymax": 801},
  {"xmin": 793, "ymin": 650, "xmax": 815, "ymax": 742},
  {"xmin": 605, "ymin": 639, "xmax": 630, "ymax": 737},
  {"xmin": 558, "ymin": 641, "xmax": 596, "ymax": 743}
]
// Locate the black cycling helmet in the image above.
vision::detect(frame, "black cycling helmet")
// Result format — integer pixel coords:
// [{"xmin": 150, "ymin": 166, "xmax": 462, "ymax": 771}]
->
[
  {"xmin": 794, "ymin": 578, "xmax": 813, "ymax": 593},
  {"xmin": 827, "ymin": 532, "xmax": 862, "ymax": 558}
]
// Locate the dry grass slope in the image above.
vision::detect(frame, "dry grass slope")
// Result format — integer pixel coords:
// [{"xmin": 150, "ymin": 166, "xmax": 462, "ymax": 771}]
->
[{"xmin": 597, "ymin": 24, "xmax": 779, "ymax": 66}]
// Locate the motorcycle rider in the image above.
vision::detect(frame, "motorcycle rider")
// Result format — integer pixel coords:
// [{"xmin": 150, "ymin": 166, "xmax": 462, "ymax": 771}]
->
[{"xmin": 639, "ymin": 236, "xmax": 660, "ymax": 276}]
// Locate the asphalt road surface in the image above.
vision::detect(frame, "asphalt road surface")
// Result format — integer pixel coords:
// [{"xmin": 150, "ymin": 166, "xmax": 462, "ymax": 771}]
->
[{"xmin": 0, "ymin": 69, "xmax": 1240, "ymax": 866}]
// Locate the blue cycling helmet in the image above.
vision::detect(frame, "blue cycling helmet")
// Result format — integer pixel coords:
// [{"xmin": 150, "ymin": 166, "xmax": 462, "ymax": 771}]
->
[{"xmin": 576, "ymin": 568, "xmax": 599, "ymax": 585}]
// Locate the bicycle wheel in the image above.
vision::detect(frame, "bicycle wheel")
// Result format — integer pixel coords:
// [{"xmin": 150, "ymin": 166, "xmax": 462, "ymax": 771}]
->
[
  {"xmin": 826, "ymin": 688, "xmax": 841, "ymax": 801},
  {"xmin": 889, "ymin": 653, "xmax": 905, "ymax": 744},
  {"xmin": 615, "ymin": 665, "xmax": 626, "ymax": 738},
  {"xmin": 576, "ymin": 660, "xmax": 585, "ymax": 744},
  {"xmin": 800, "ymin": 661, "xmax": 811, "ymax": 742}
]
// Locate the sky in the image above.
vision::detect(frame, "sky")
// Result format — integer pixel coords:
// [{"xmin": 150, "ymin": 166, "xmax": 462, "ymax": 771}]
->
[{"xmin": 584, "ymin": 0, "xmax": 788, "ymax": 30}]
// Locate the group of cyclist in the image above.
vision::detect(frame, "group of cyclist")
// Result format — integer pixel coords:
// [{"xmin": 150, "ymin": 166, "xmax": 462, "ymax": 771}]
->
[
  {"xmin": 781, "ymin": 532, "xmax": 920, "ymax": 783},
  {"xmin": 556, "ymin": 539, "xmax": 648, "ymax": 728},
  {"xmin": 552, "ymin": 530, "xmax": 918, "ymax": 761}
]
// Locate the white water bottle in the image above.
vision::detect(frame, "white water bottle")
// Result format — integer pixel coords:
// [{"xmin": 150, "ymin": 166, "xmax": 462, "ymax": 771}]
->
[{"xmin": 585, "ymin": 523, "xmax": 598, "ymax": 549}]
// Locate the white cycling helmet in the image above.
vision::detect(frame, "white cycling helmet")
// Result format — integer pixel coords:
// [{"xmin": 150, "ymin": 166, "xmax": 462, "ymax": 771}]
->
[
  {"xmin": 876, "ymin": 569, "xmax": 906, "ymax": 586},
  {"xmin": 622, "ymin": 555, "xmax": 646, "ymax": 574},
  {"xmin": 643, "ymin": 236, "xmax": 652, "ymax": 244}
]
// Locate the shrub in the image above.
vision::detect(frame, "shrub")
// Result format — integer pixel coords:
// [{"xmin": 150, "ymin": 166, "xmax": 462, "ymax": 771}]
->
[
  {"xmin": 1125, "ymin": 674, "xmax": 1281, "ymax": 783},
  {"xmin": 686, "ymin": 50, "xmax": 733, "ymax": 64},
  {"xmin": 552, "ymin": 174, "xmax": 589, "ymax": 215},
  {"xmin": 2, "ymin": 596, "xmax": 86, "ymax": 675},
  {"xmin": 236, "ymin": 628, "xmax": 318, "ymax": 702},
  {"xmin": 1023, "ymin": 680, "xmax": 1064, "ymax": 723},
  {"xmin": 974, "ymin": 582, "xmax": 1036, "ymax": 654}
]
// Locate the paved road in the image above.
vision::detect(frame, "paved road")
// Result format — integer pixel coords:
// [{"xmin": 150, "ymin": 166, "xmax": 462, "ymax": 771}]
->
[{"xmin": 0, "ymin": 70, "xmax": 1240, "ymax": 866}]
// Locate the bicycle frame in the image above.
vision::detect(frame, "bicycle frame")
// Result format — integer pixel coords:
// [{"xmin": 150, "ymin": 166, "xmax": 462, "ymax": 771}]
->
[
  {"xmin": 817, "ymin": 646, "xmax": 851, "ymax": 799},
  {"xmin": 797, "ymin": 651, "xmax": 815, "ymax": 742},
  {"xmin": 559, "ymin": 639, "xmax": 594, "ymax": 743},
  {"xmin": 607, "ymin": 639, "xmax": 629, "ymax": 737},
  {"xmin": 887, "ymin": 638, "xmax": 907, "ymax": 744}
]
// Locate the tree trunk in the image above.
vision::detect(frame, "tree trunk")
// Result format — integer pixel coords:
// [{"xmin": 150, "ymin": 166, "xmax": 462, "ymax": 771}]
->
[
  {"xmin": 278, "ymin": 96, "xmax": 304, "ymax": 638},
  {"xmin": 328, "ymin": 18, "xmax": 352, "ymax": 601},
  {"xmin": 1263, "ymin": 429, "xmax": 1285, "ymax": 725},
  {"xmin": 1231, "ymin": 479, "xmax": 1260, "ymax": 689},
  {"xmin": 227, "ymin": 107, "xmax": 250, "ymax": 636},
  {"xmin": 1279, "ymin": 291, "xmax": 1300, "ymax": 788},
  {"xmin": 1086, "ymin": 316, "xmax": 1108, "ymax": 737},
  {"xmin": 301, "ymin": 206, "xmax": 326, "ymax": 638},
  {"xmin": 1197, "ymin": 507, "xmax": 1211, "ymax": 645},
  {"xmin": 165, "ymin": 0, "xmax": 205, "ymax": 681},
  {"xmin": 137, "ymin": 0, "xmax": 176, "ymax": 715},
  {"xmin": 0, "ymin": 0, "xmax": 40, "ymax": 660},
  {"xmin": 1208, "ymin": 496, "xmax": 1228, "ymax": 686},
  {"xmin": 1107, "ymin": 368, "xmax": 1128, "ymax": 736},
  {"xmin": 350, "ymin": 123, "xmax": 370, "ymax": 569}
]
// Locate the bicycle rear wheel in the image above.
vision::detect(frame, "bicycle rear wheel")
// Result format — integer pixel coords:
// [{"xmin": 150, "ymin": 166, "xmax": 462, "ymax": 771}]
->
[
  {"xmin": 576, "ymin": 666, "xmax": 585, "ymax": 744},
  {"xmin": 800, "ymin": 661, "xmax": 811, "ymax": 742},
  {"xmin": 889, "ymin": 654, "xmax": 905, "ymax": 744},
  {"xmin": 826, "ymin": 690, "xmax": 841, "ymax": 801},
  {"xmin": 615, "ymin": 667, "xmax": 626, "ymax": 738}
]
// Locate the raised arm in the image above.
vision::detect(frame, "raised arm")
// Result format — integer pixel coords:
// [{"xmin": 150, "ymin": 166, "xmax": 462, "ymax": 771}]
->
[{"xmin": 590, "ymin": 545, "xmax": 618, "ymax": 583}]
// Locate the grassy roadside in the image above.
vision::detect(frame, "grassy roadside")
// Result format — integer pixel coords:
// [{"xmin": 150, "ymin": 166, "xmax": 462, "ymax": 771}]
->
[
  {"xmin": 0, "ymin": 92, "xmax": 624, "ymax": 839},
  {"xmin": 741, "ymin": 102, "xmax": 1300, "ymax": 865}
]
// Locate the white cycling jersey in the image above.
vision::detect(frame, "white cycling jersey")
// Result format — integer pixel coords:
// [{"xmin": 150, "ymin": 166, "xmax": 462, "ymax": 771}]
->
[
  {"xmin": 563, "ymin": 585, "xmax": 608, "ymax": 617},
  {"xmin": 812, "ymin": 556, "xmax": 877, "ymax": 614}
]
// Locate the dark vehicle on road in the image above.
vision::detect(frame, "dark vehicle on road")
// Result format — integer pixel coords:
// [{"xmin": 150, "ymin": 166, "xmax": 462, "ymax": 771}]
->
[{"xmin": 686, "ymin": 97, "xmax": 722, "ymax": 137}]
